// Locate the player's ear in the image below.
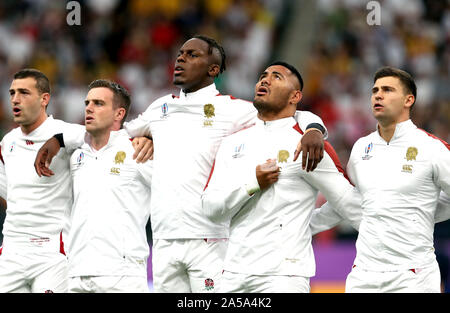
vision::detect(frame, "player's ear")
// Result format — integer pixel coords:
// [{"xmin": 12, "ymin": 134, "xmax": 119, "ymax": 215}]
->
[
  {"xmin": 115, "ymin": 107, "xmax": 126, "ymax": 121},
  {"xmin": 290, "ymin": 90, "xmax": 302, "ymax": 106},
  {"xmin": 41, "ymin": 93, "xmax": 51, "ymax": 110},
  {"xmin": 208, "ymin": 64, "xmax": 220, "ymax": 78}
]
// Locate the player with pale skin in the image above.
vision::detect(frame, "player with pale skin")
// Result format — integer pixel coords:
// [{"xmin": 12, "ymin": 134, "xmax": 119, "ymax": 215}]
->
[
  {"xmin": 310, "ymin": 67, "xmax": 450, "ymax": 293},
  {"xmin": 67, "ymin": 80, "xmax": 152, "ymax": 293},
  {"xmin": 0, "ymin": 70, "xmax": 77, "ymax": 292},
  {"xmin": 0, "ymin": 69, "xmax": 152, "ymax": 293}
]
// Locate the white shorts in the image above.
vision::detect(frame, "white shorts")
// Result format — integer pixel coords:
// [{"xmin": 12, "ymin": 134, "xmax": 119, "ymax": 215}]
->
[
  {"xmin": 68, "ymin": 276, "xmax": 150, "ymax": 293},
  {"xmin": 345, "ymin": 261, "xmax": 441, "ymax": 293},
  {"xmin": 152, "ymin": 238, "xmax": 227, "ymax": 293},
  {"xmin": 0, "ymin": 248, "xmax": 68, "ymax": 293},
  {"xmin": 219, "ymin": 270, "xmax": 310, "ymax": 293}
]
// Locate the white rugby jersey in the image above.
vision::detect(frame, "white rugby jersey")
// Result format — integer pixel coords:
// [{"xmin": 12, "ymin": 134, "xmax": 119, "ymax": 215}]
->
[
  {"xmin": 68, "ymin": 130, "xmax": 152, "ymax": 277},
  {"xmin": 202, "ymin": 117, "xmax": 360, "ymax": 277},
  {"xmin": 347, "ymin": 119, "xmax": 450, "ymax": 271},
  {"xmin": 0, "ymin": 116, "xmax": 84, "ymax": 251},
  {"xmin": 122, "ymin": 83, "xmax": 327, "ymax": 239}
]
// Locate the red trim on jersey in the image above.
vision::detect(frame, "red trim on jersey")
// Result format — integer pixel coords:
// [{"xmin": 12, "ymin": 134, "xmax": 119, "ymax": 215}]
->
[
  {"xmin": 293, "ymin": 123, "xmax": 350, "ymax": 181},
  {"xmin": 293, "ymin": 123, "xmax": 304, "ymax": 135},
  {"xmin": 324, "ymin": 141, "xmax": 349, "ymax": 180},
  {"xmin": 203, "ymin": 160, "xmax": 216, "ymax": 191},
  {"xmin": 0, "ymin": 146, "xmax": 4, "ymax": 165},
  {"xmin": 60, "ymin": 232, "xmax": 66, "ymax": 256},
  {"xmin": 418, "ymin": 129, "xmax": 450, "ymax": 151},
  {"xmin": 0, "ymin": 245, "xmax": 2, "ymax": 256},
  {"xmin": 171, "ymin": 94, "xmax": 179, "ymax": 99}
]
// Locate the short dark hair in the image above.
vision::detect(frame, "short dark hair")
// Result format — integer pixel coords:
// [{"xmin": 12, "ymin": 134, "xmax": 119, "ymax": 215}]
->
[
  {"xmin": 193, "ymin": 34, "xmax": 226, "ymax": 75},
  {"xmin": 374, "ymin": 66, "xmax": 417, "ymax": 106},
  {"xmin": 87, "ymin": 79, "xmax": 131, "ymax": 127},
  {"xmin": 13, "ymin": 68, "xmax": 51, "ymax": 95},
  {"xmin": 268, "ymin": 61, "xmax": 304, "ymax": 91}
]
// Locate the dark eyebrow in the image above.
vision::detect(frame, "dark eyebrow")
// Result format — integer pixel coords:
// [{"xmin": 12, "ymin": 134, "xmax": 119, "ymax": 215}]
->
[
  {"xmin": 272, "ymin": 71, "xmax": 285, "ymax": 78},
  {"xmin": 178, "ymin": 48, "xmax": 203, "ymax": 54},
  {"xmin": 372, "ymin": 85, "xmax": 396, "ymax": 93},
  {"xmin": 85, "ymin": 99, "xmax": 105, "ymax": 105},
  {"xmin": 9, "ymin": 88, "xmax": 30, "ymax": 94}
]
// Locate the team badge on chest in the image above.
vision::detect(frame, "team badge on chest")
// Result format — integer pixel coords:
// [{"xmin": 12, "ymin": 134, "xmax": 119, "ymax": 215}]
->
[
  {"xmin": 405, "ymin": 147, "xmax": 418, "ymax": 161},
  {"xmin": 114, "ymin": 151, "xmax": 126, "ymax": 164},
  {"xmin": 111, "ymin": 151, "xmax": 126, "ymax": 175},
  {"xmin": 203, "ymin": 103, "xmax": 215, "ymax": 127},
  {"xmin": 277, "ymin": 150, "xmax": 289, "ymax": 163},
  {"xmin": 401, "ymin": 147, "xmax": 418, "ymax": 174}
]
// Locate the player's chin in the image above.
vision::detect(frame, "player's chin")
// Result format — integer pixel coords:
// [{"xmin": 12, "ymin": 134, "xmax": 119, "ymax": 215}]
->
[
  {"xmin": 253, "ymin": 97, "xmax": 269, "ymax": 111},
  {"xmin": 173, "ymin": 76, "xmax": 186, "ymax": 86}
]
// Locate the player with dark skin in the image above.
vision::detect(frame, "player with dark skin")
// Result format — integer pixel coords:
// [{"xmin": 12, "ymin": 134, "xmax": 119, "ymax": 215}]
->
[{"xmin": 34, "ymin": 37, "xmax": 324, "ymax": 176}]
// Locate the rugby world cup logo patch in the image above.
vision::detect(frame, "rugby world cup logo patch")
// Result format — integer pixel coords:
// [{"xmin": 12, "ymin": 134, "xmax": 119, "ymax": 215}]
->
[
  {"xmin": 232, "ymin": 143, "xmax": 244, "ymax": 158},
  {"xmin": 362, "ymin": 142, "xmax": 373, "ymax": 160},
  {"xmin": 77, "ymin": 152, "xmax": 84, "ymax": 165},
  {"xmin": 161, "ymin": 103, "xmax": 169, "ymax": 119}
]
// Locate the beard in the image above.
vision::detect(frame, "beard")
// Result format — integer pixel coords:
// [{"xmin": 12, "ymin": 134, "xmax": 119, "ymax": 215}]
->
[{"xmin": 253, "ymin": 97, "xmax": 271, "ymax": 113}]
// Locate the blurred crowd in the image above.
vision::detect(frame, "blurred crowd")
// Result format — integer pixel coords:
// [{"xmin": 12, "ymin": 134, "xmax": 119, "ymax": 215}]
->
[
  {"xmin": 0, "ymin": 0, "xmax": 448, "ymax": 240},
  {"xmin": 0, "ymin": 0, "xmax": 286, "ymax": 134},
  {"xmin": 302, "ymin": 0, "xmax": 449, "ymax": 166}
]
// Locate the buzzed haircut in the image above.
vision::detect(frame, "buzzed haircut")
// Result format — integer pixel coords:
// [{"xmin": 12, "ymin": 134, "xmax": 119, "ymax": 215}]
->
[
  {"xmin": 193, "ymin": 34, "xmax": 226, "ymax": 75},
  {"xmin": 13, "ymin": 68, "xmax": 51, "ymax": 95},
  {"xmin": 374, "ymin": 66, "xmax": 417, "ymax": 106},
  {"xmin": 87, "ymin": 79, "xmax": 131, "ymax": 126},
  {"xmin": 268, "ymin": 61, "xmax": 304, "ymax": 91}
]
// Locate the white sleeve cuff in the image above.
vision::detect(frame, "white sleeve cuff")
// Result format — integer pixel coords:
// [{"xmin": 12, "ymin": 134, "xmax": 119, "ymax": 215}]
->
[{"xmin": 245, "ymin": 176, "xmax": 260, "ymax": 196}]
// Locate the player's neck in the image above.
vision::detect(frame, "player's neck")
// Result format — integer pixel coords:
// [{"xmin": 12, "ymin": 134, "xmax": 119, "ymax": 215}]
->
[
  {"xmin": 257, "ymin": 109, "xmax": 295, "ymax": 122},
  {"xmin": 88, "ymin": 131, "xmax": 111, "ymax": 151},
  {"xmin": 377, "ymin": 116, "xmax": 409, "ymax": 143},
  {"xmin": 20, "ymin": 113, "xmax": 48, "ymax": 135}
]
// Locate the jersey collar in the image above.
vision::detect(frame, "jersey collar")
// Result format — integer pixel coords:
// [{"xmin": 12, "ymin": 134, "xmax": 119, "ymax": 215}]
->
[
  {"xmin": 376, "ymin": 119, "xmax": 416, "ymax": 143},
  {"xmin": 178, "ymin": 83, "xmax": 218, "ymax": 101}
]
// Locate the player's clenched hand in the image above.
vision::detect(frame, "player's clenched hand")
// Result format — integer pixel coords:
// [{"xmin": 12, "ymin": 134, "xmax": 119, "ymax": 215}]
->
[
  {"xmin": 294, "ymin": 129, "xmax": 324, "ymax": 172},
  {"xmin": 132, "ymin": 137, "xmax": 153, "ymax": 163},
  {"xmin": 34, "ymin": 137, "xmax": 61, "ymax": 177},
  {"xmin": 256, "ymin": 159, "xmax": 280, "ymax": 191}
]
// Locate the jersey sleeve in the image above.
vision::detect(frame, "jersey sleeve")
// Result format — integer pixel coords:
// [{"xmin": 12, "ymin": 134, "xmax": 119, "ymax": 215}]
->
[
  {"xmin": 302, "ymin": 144, "xmax": 362, "ymax": 231},
  {"xmin": 295, "ymin": 110, "xmax": 328, "ymax": 139},
  {"xmin": 432, "ymin": 141, "xmax": 450, "ymax": 196},
  {"xmin": 201, "ymin": 137, "xmax": 256, "ymax": 223},
  {"xmin": 0, "ymin": 144, "xmax": 6, "ymax": 199},
  {"xmin": 230, "ymin": 99, "xmax": 258, "ymax": 134},
  {"xmin": 435, "ymin": 191, "xmax": 450, "ymax": 224},
  {"xmin": 61, "ymin": 123, "xmax": 87, "ymax": 152},
  {"xmin": 309, "ymin": 187, "xmax": 362, "ymax": 235},
  {"xmin": 137, "ymin": 160, "xmax": 153, "ymax": 188},
  {"xmin": 124, "ymin": 98, "xmax": 163, "ymax": 138}
]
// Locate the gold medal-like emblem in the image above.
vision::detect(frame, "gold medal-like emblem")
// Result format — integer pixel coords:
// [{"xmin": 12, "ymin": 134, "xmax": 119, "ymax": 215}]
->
[
  {"xmin": 203, "ymin": 103, "xmax": 215, "ymax": 126},
  {"xmin": 114, "ymin": 151, "xmax": 126, "ymax": 164},
  {"xmin": 277, "ymin": 150, "xmax": 289, "ymax": 163},
  {"xmin": 405, "ymin": 147, "xmax": 418, "ymax": 161}
]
